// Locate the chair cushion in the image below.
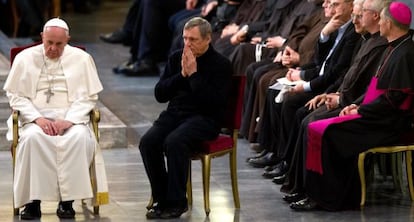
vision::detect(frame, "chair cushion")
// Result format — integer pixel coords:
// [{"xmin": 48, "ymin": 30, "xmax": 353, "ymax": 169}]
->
[{"xmin": 201, "ymin": 134, "xmax": 234, "ymax": 153}]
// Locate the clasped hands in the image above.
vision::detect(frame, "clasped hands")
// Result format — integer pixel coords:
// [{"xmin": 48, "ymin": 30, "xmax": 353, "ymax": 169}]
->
[
  {"xmin": 220, "ymin": 23, "xmax": 239, "ymax": 38},
  {"xmin": 181, "ymin": 45, "xmax": 197, "ymax": 77},
  {"xmin": 339, "ymin": 104, "xmax": 359, "ymax": 116},
  {"xmin": 305, "ymin": 93, "xmax": 340, "ymax": 111},
  {"xmin": 285, "ymin": 68, "xmax": 304, "ymax": 93},
  {"xmin": 281, "ymin": 46, "xmax": 300, "ymax": 67},
  {"xmin": 35, "ymin": 117, "xmax": 73, "ymax": 136},
  {"xmin": 304, "ymin": 93, "xmax": 359, "ymax": 116}
]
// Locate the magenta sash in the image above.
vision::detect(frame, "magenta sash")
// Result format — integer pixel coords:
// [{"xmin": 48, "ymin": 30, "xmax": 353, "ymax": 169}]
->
[
  {"xmin": 306, "ymin": 77, "xmax": 382, "ymax": 174},
  {"xmin": 306, "ymin": 76, "xmax": 413, "ymax": 174}
]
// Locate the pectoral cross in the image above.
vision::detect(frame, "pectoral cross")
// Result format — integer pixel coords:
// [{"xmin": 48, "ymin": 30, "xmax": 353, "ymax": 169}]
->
[{"xmin": 44, "ymin": 88, "xmax": 54, "ymax": 103}]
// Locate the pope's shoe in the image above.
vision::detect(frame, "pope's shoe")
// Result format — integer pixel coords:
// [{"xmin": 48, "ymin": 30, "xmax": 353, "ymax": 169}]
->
[
  {"xmin": 56, "ymin": 200, "xmax": 75, "ymax": 219},
  {"xmin": 20, "ymin": 200, "xmax": 41, "ymax": 220}
]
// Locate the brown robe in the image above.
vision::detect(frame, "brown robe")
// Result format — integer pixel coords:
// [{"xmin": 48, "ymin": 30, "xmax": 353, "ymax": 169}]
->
[{"xmin": 243, "ymin": 9, "xmax": 328, "ymax": 141}]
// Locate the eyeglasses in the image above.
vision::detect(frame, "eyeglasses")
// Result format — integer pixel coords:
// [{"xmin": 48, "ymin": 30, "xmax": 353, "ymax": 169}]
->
[
  {"xmin": 351, "ymin": 13, "xmax": 363, "ymax": 20},
  {"xmin": 362, "ymin": 8, "xmax": 377, "ymax": 13}
]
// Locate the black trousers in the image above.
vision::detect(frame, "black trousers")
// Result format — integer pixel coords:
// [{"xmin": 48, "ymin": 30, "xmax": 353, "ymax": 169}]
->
[
  {"xmin": 281, "ymin": 106, "xmax": 341, "ymax": 194},
  {"xmin": 139, "ymin": 110, "xmax": 219, "ymax": 208},
  {"xmin": 137, "ymin": 0, "xmax": 185, "ymax": 63}
]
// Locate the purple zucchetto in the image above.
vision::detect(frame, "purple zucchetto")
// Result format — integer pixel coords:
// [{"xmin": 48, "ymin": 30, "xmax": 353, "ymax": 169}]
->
[{"xmin": 388, "ymin": 1, "xmax": 412, "ymax": 26}]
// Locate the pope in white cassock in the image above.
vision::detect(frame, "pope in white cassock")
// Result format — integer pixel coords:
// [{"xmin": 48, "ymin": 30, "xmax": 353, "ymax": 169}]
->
[{"xmin": 3, "ymin": 18, "xmax": 108, "ymax": 220}]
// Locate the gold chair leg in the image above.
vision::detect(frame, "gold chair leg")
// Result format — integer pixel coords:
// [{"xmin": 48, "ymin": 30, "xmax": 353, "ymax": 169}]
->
[
  {"xmin": 397, "ymin": 152, "xmax": 404, "ymax": 194},
  {"xmin": 406, "ymin": 151, "xmax": 414, "ymax": 201},
  {"xmin": 187, "ymin": 160, "xmax": 193, "ymax": 206},
  {"xmin": 358, "ymin": 152, "xmax": 367, "ymax": 208},
  {"xmin": 146, "ymin": 196, "xmax": 154, "ymax": 210},
  {"xmin": 93, "ymin": 206, "xmax": 99, "ymax": 215},
  {"xmin": 230, "ymin": 151, "xmax": 240, "ymax": 208},
  {"xmin": 201, "ymin": 155, "xmax": 211, "ymax": 216},
  {"xmin": 391, "ymin": 153, "xmax": 404, "ymax": 194},
  {"xmin": 378, "ymin": 154, "xmax": 387, "ymax": 181},
  {"xmin": 13, "ymin": 208, "xmax": 19, "ymax": 216}
]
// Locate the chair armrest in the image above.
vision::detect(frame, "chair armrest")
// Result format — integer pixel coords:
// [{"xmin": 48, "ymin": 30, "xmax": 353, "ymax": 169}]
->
[
  {"xmin": 11, "ymin": 108, "xmax": 101, "ymax": 150},
  {"xmin": 11, "ymin": 110, "xmax": 19, "ymax": 165},
  {"xmin": 90, "ymin": 108, "xmax": 100, "ymax": 142},
  {"xmin": 12, "ymin": 110, "xmax": 19, "ymax": 148},
  {"xmin": 90, "ymin": 108, "xmax": 100, "ymax": 123}
]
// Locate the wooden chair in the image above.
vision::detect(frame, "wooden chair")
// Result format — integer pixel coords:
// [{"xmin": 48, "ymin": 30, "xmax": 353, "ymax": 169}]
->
[
  {"xmin": 358, "ymin": 130, "xmax": 414, "ymax": 208},
  {"xmin": 10, "ymin": 43, "xmax": 102, "ymax": 215},
  {"xmin": 147, "ymin": 75, "xmax": 244, "ymax": 216}
]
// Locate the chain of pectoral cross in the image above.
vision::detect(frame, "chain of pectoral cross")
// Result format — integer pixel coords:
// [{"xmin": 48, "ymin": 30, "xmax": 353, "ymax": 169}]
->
[
  {"xmin": 42, "ymin": 56, "xmax": 61, "ymax": 103},
  {"xmin": 44, "ymin": 87, "xmax": 54, "ymax": 103}
]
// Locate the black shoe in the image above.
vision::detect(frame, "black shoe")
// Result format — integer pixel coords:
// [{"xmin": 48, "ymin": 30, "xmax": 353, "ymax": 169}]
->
[
  {"xmin": 20, "ymin": 200, "xmax": 41, "ymax": 220},
  {"xmin": 113, "ymin": 59, "xmax": 134, "ymax": 74},
  {"xmin": 121, "ymin": 61, "xmax": 159, "ymax": 76},
  {"xmin": 248, "ymin": 152, "xmax": 279, "ymax": 168},
  {"xmin": 264, "ymin": 164, "xmax": 278, "ymax": 172},
  {"xmin": 99, "ymin": 29, "xmax": 131, "ymax": 45},
  {"xmin": 272, "ymin": 173, "xmax": 286, "ymax": 184},
  {"xmin": 283, "ymin": 192, "xmax": 306, "ymax": 203},
  {"xmin": 160, "ymin": 205, "xmax": 188, "ymax": 219},
  {"xmin": 246, "ymin": 149, "xmax": 268, "ymax": 162},
  {"xmin": 262, "ymin": 161, "xmax": 288, "ymax": 179},
  {"xmin": 290, "ymin": 197, "xmax": 319, "ymax": 211},
  {"xmin": 56, "ymin": 201, "xmax": 75, "ymax": 219},
  {"xmin": 146, "ymin": 202, "xmax": 165, "ymax": 219}
]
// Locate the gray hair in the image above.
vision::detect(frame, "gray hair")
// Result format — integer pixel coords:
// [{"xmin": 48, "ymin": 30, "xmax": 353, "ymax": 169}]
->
[
  {"xmin": 353, "ymin": 0, "xmax": 364, "ymax": 6},
  {"xmin": 184, "ymin": 17, "xmax": 212, "ymax": 39},
  {"xmin": 369, "ymin": 0, "xmax": 390, "ymax": 12}
]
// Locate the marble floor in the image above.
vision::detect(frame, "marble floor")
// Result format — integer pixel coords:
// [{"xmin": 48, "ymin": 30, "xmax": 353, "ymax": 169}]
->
[
  {"xmin": 2, "ymin": 143, "xmax": 414, "ymax": 222},
  {"xmin": 0, "ymin": 0, "xmax": 414, "ymax": 221}
]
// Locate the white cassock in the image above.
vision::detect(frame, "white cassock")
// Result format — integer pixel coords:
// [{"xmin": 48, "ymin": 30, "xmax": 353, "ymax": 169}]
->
[{"xmin": 3, "ymin": 44, "xmax": 108, "ymax": 208}]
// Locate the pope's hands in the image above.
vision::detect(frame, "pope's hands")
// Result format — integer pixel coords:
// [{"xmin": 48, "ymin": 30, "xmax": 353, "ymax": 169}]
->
[
  {"xmin": 35, "ymin": 117, "xmax": 73, "ymax": 136},
  {"xmin": 54, "ymin": 119, "xmax": 73, "ymax": 136}
]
